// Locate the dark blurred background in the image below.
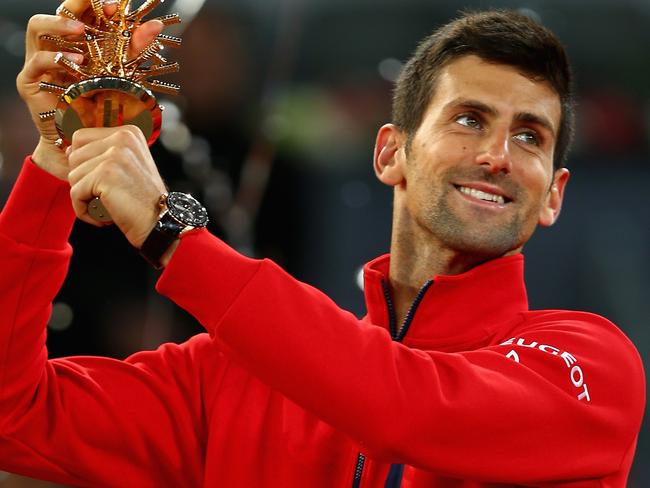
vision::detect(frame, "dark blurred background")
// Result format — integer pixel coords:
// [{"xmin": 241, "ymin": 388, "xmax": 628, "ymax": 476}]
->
[{"xmin": 0, "ymin": 0, "xmax": 648, "ymax": 485}]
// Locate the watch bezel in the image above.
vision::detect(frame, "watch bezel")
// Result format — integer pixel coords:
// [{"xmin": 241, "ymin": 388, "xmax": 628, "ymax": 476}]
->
[{"xmin": 166, "ymin": 192, "xmax": 209, "ymax": 228}]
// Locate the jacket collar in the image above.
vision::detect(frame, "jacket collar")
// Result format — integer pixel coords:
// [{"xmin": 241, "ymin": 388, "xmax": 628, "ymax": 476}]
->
[{"xmin": 362, "ymin": 254, "xmax": 529, "ymax": 348}]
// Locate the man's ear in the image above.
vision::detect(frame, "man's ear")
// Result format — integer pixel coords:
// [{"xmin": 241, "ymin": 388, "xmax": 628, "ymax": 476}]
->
[
  {"xmin": 539, "ymin": 168, "xmax": 570, "ymax": 227},
  {"xmin": 373, "ymin": 124, "xmax": 407, "ymax": 187}
]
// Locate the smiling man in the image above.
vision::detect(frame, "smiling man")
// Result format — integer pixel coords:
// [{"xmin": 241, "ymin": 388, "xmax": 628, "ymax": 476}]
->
[
  {"xmin": 375, "ymin": 51, "xmax": 571, "ymax": 324},
  {"xmin": 0, "ymin": 6, "xmax": 645, "ymax": 488}
]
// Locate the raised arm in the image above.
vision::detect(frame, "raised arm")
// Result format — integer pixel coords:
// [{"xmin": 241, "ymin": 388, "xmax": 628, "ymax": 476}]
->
[{"xmin": 0, "ymin": 3, "xmax": 208, "ymax": 485}]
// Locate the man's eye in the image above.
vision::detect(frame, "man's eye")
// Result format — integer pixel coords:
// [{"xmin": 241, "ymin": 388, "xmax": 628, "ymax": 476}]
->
[
  {"xmin": 513, "ymin": 131, "xmax": 539, "ymax": 146},
  {"xmin": 456, "ymin": 114, "xmax": 481, "ymax": 129}
]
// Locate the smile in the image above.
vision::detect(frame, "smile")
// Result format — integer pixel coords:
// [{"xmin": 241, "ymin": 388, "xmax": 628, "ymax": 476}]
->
[{"xmin": 454, "ymin": 185, "xmax": 512, "ymax": 206}]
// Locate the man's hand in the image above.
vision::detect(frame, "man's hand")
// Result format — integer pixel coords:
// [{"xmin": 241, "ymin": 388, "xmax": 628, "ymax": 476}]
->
[
  {"xmin": 17, "ymin": 0, "xmax": 163, "ymax": 180},
  {"xmin": 67, "ymin": 125, "xmax": 167, "ymax": 248}
]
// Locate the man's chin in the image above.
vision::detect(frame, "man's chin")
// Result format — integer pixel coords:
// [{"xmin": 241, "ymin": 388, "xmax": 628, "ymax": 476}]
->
[{"xmin": 439, "ymin": 228, "xmax": 523, "ymax": 258}]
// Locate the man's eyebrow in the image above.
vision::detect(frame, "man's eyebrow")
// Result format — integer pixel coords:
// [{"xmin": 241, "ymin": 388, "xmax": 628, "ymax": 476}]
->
[
  {"xmin": 443, "ymin": 98, "xmax": 497, "ymax": 116},
  {"xmin": 443, "ymin": 97, "xmax": 557, "ymax": 138},
  {"xmin": 515, "ymin": 112, "xmax": 556, "ymax": 138}
]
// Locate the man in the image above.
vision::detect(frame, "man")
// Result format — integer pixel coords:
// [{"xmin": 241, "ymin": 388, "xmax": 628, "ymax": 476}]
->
[{"xmin": 0, "ymin": 1, "xmax": 644, "ymax": 487}]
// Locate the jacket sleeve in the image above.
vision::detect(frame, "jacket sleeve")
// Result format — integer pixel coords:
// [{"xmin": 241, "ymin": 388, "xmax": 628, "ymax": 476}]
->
[
  {"xmin": 157, "ymin": 232, "xmax": 646, "ymax": 485},
  {"xmin": 0, "ymin": 159, "xmax": 207, "ymax": 487}
]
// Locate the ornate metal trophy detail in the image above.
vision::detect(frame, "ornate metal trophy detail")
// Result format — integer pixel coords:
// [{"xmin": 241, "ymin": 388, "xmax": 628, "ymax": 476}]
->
[{"xmin": 39, "ymin": 0, "xmax": 182, "ymax": 221}]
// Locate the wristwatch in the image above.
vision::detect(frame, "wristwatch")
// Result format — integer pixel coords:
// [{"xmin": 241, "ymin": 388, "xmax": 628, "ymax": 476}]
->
[{"xmin": 139, "ymin": 192, "xmax": 209, "ymax": 269}]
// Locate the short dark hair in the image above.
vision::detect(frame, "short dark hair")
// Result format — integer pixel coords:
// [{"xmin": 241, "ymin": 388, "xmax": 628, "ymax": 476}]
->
[{"xmin": 392, "ymin": 10, "xmax": 575, "ymax": 170}]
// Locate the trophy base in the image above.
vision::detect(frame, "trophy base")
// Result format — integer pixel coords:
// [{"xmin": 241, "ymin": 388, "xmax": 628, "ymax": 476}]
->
[
  {"xmin": 55, "ymin": 77, "xmax": 163, "ymax": 148},
  {"xmin": 88, "ymin": 198, "xmax": 113, "ymax": 223}
]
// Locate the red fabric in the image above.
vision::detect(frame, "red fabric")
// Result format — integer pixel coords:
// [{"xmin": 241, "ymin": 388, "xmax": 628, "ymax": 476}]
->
[{"xmin": 0, "ymin": 158, "xmax": 645, "ymax": 487}]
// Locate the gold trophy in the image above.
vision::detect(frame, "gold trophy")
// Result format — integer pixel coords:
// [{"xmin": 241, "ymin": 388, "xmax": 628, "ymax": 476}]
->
[{"xmin": 39, "ymin": 0, "xmax": 182, "ymax": 222}]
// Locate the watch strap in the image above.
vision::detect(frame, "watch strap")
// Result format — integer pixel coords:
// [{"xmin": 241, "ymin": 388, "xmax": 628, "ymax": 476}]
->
[{"xmin": 139, "ymin": 211, "xmax": 186, "ymax": 269}]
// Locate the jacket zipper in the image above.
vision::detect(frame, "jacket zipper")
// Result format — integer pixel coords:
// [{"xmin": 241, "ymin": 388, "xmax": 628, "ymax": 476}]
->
[{"xmin": 351, "ymin": 279, "xmax": 434, "ymax": 488}]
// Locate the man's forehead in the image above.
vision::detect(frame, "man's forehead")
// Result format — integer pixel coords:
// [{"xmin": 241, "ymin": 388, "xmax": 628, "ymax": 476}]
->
[{"xmin": 428, "ymin": 55, "xmax": 562, "ymax": 132}]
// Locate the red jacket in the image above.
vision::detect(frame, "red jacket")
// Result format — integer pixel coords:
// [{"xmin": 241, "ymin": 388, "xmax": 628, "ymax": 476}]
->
[{"xmin": 0, "ymin": 159, "xmax": 645, "ymax": 487}]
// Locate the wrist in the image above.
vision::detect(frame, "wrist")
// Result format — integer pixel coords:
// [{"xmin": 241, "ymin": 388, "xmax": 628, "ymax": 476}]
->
[
  {"xmin": 139, "ymin": 192, "xmax": 208, "ymax": 269},
  {"xmin": 32, "ymin": 138, "xmax": 69, "ymax": 181}
]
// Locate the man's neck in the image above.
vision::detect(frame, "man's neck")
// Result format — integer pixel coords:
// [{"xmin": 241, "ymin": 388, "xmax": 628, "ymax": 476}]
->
[
  {"xmin": 387, "ymin": 210, "xmax": 517, "ymax": 328},
  {"xmin": 388, "ymin": 238, "xmax": 488, "ymax": 327}
]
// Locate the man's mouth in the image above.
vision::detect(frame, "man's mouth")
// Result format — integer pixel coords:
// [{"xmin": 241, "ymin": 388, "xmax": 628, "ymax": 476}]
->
[{"xmin": 454, "ymin": 185, "xmax": 512, "ymax": 205}]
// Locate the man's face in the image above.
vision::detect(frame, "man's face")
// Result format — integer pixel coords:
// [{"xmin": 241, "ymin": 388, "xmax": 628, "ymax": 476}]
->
[{"xmin": 381, "ymin": 55, "xmax": 568, "ymax": 258}]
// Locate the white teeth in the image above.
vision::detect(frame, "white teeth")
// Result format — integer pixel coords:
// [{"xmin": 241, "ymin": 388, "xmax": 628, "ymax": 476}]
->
[{"xmin": 458, "ymin": 186, "xmax": 506, "ymax": 205}]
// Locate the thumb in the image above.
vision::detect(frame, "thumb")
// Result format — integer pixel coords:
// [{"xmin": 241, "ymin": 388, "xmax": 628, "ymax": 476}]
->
[{"xmin": 129, "ymin": 20, "xmax": 165, "ymax": 59}]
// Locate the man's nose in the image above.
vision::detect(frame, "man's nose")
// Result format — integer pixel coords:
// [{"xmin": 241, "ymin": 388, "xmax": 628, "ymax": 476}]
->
[{"xmin": 476, "ymin": 129, "xmax": 512, "ymax": 174}]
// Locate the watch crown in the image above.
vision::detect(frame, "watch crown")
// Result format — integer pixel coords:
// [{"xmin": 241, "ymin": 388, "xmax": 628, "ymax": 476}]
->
[{"xmin": 157, "ymin": 193, "xmax": 169, "ymax": 209}]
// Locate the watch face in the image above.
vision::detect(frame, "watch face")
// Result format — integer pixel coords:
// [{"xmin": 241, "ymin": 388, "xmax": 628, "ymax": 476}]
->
[{"xmin": 167, "ymin": 192, "xmax": 209, "ymax": 227}]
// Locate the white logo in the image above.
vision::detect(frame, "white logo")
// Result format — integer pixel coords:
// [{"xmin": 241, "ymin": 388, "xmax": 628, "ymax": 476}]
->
[{"xmin": 500, "ymin": 337, "xmax": 591, "ymax": 402}]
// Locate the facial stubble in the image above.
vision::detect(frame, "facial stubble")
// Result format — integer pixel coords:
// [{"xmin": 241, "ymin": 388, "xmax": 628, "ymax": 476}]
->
[{"xmin": 419, "ymin": 168, "xmax": 540, "ymax": 258}]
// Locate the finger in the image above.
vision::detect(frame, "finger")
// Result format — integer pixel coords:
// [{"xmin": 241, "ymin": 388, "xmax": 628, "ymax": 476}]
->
[
  {"xmin": 129, "ymin": 20, "xmax": 164, "ymax": 59},
  {"xmin": 20, "ymin": 51, "xmax": 84, "ymax": 84},
  {"xmin": 69, "ymin": 126, "xmax": 126, "ymax": 154},
  {"xmin": 37, "ymin": 4, "xmax": 164, "ymax": 61},
  {"xmin": 70, "ymin": 125, "xmax": 147, "ymax": 154},
  {"xmin": 67, "ymin": 137, "xmax": 137, "ymax": 187},
  {"xmin": 59, "ymin": 0, "xmax": 90, "ymax": 16},
  {"xmin": 26, "ymin": 15, "xmax": 85, "ymax": 54},
  {"xmin": 60, "ymin": 0, "xmax": 120, "ymax": 24},
  {"xmin": 59, "ymin": 0, "xmax": 106, "ymax": 17},
  {"xmin": 67, "ymin": 147, "xmax": 106, "ymax": 185},
  {"xmin": 68, "ymin": 128, "xmax": 149, "ymax": 191},
  {"xmin": 102, "ymin": 0, "xmax": 119, "ymax": 18},
  {"xmin": 69, "ymin": 163, "xmax": 109, "ymax": 227}
]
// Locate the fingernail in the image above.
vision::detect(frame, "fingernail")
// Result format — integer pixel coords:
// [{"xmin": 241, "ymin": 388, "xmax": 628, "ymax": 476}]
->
[
  {"xmin": 63, "ymin": 53, "xmax": 84, "ymax": 64},
  {"xmin": 66, "ymin": 19, "xmax": 84, "ymax": 30}
]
